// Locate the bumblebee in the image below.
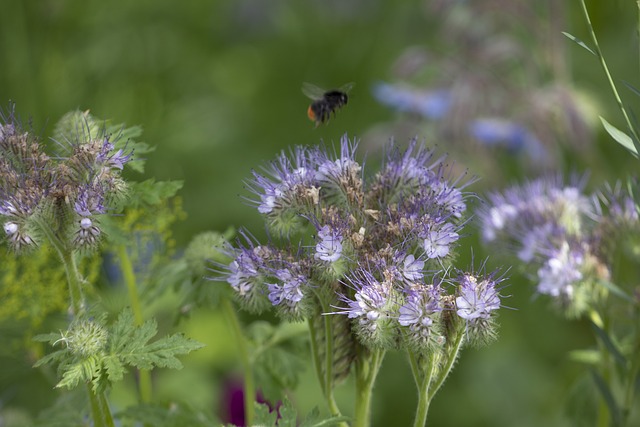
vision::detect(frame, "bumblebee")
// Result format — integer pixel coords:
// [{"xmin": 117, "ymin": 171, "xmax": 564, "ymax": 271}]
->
[{"xmin": 302, "ymin": 82, "xmax": 354, "ymax": 127}]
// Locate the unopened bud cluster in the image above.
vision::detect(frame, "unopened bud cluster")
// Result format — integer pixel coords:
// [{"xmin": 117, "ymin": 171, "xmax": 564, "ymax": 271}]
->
[
  {"xmin": 480, "ymin": 176, "xmax": 640, "ymax": 317},
  {"xmin": 220, "ymin": 135, "xmax": 504, "ymax": 354},
  {"xmin": 0, "ymin": 110, "xmax": 131, "ymax": 252},
  {"xmin": 55, "ymin": 317, "xmax": 109, "ymax": 358}
]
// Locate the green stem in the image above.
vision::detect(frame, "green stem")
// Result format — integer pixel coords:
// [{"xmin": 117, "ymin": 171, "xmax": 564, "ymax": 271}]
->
[
  {"xmin": 87, "ymin": 384, "xmax": 115, "ymax": 427},
  {"xmin": 117, "ymin": 245, "xmax": 152, "ymax": 404},
  {"xmin": 409, "ymin": 351, "xmax": 436, "ymax": 427},
  {"xmin": 428, "ymin": 327, "xmax": 465, "ymax": 398},
  {"xmin": 221, "ymin": 297, "xmax": 255, "ymax": 427},
  {"xmin": 590, "ymin": 310, "xmax": 612, "ymax": 427},
  {"xmin": 36, "ymin": 218, "xmax": 85, "ymax": 315},
  {"xmin": 354, "ymin": 348, "xmax": 385, "ymax": 427},
  {"xmin": 307, "ymin": 317, "xmax": 326, "ymax": 395},
  {"xmin": 579, "ymin": 0, "xmax": 640, "ymax": 153}
]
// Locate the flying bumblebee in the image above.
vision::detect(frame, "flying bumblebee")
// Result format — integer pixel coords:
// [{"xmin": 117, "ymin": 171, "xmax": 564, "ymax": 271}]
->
[{"xmin": 302, "ymin": 82, "xmax": 354, "ymax": 127}]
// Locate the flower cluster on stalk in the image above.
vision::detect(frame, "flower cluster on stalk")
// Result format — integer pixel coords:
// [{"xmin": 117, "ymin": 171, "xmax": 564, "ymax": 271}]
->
[
  {"xmin": 0, "ymin": 109, "xmax": 132, "ymax": 252},
  {"xmin": 479, "ymin": 176, "xmax": 640, "ymax": 317},
  {"xmin": 220, "ymin": 135, "xmax": 505, "ymax": 353}
]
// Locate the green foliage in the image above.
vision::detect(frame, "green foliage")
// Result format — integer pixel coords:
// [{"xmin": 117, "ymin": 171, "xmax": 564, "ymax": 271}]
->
[
  {"xmin": 246, "ymin": 321, "xmax": 308, "ymax": 401},
  {"xmin": 52, "ymin": 109, "xmax": 154, "ymax": 173},
  {"xmin": 249, "ymin": 397, "xmax": 350, "ymax": 427},
  {"xmin": 116, "ymin": 401, "xmax": 218, "ymax": 427},
  {"xmin": 33, "ymin": 308, "xmax": 204, "ymax": 392}
]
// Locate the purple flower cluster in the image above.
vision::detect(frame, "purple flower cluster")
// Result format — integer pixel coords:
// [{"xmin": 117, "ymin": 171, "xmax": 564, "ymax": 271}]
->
[
  {"xmin": 221, "ymin": 135, "xmax": 504, "ymax": 349},
  {"xmin": 480, "ymin": 176, "xmax": 639, "ymax": 316},
  {"xmin": 0, "ymin": 111, "xmax": 132, "ymax": 252}
]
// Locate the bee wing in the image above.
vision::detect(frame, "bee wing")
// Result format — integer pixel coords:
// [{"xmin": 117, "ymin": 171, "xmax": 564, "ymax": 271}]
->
[
  {"xmin": 338, "ymin": 82, "xmax": 355, "ymax": 94},
  {"xmin": 302, "ymin": 82, "xmax": 326, "ymax": 100}
]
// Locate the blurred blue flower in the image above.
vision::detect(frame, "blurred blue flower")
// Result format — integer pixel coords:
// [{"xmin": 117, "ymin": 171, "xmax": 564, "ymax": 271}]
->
[
  {"xmin": 373, "ymin": 82, "xmax": 452, "ymax": 120},
  {"xmin": 468, "ymin": 117, "xmax": 547, "ymax": 162}
]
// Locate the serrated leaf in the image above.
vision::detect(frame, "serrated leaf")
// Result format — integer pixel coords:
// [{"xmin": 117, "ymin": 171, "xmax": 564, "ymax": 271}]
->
[
  {"xmin": 33, "ymin": 333, "xmax": 66, "ymax": 343},
  {"xmin": 116, "ymin": 402, "xmax": 218, "ymax": 427},
  {"xmin": 33, "ymin": 349, "xmax": 68, "ymax": 368},
  {"xmin": 562, "ymin": 31, "xmax": 596, "ymax": 56},
  {"xmin": 253, "ymin": 400, "xmax": 279, "ymax": 426},
  {"xmin": 600, "ymin": 116, "xmax": 639, "ymax": 158},
  {"xmin": 127, "ymin": 179, "xmax": 184, "ymax": 207},
  {"xmin": 109, "ymin": 308, "xmax": 204, "ymax": 372},
  {"xmin": 56, "ymin": 355, "xmax": 101, "ymax": 390},
  {"xmin": 123, "ymin": 333, "xmax": 204, "ymax": 370},
  {"xmin": 103, "ymin": 354, "xmax": 126, "ymax": 383}
]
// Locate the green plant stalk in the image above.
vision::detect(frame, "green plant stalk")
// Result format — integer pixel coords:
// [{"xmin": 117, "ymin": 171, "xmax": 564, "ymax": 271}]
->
[
  {"xmin": 37, "ymin": 218, "xmax": 115, "ymax": 426},
  {"xmin": 87, "ymin": 384, "xmax": 115, "ymax": 427},
  {"xmin": 409, "ymin": 350, "xmax": 436, "ymax": 427},
  {"xmin": 354, "ymin": 348, "xmax": 384, "ymax": 427},
  {"xmin": 221, "ymin": 297, "xmax": 255, "ymax": 427},
  {"xmin": 590, "ymin": 310, "xmax": 612, "ymax": 427},
  {"xmin": 36, "ymin": 218, "xmax": 85, "ymax": 315},
  {"xmin": 580, "ymin": 0, "xmax": 640, "ymax": 154},
  {"xmin": 117, "ymin": 245, "xmax": 152, "ymax": 404},
  {"xmin": 428, "ymin": 327, "xmax": 465, "ymax": 398}
]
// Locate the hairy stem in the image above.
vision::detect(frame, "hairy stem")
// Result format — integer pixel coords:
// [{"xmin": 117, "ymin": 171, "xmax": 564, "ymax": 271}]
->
[
  {"xmin": 36, "ymin": 218, "xmax": 85, "ymax": 315},
  {"xmin": 117, "ymin": 245, "xmax": 152, "ymax": 404},
  {"xmin": 221, "ymin": 297, "xmax": 255, "ymax": 426},
  {"xmin": 409, "ymin": 351, "xmax": 436, "ymax": 427},
  {"xmin": 354, "ymin": 348, "xmax": 385, "ymax": 427}
]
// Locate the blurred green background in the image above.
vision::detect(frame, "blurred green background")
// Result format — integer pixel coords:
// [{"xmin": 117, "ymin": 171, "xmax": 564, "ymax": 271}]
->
[{"xmin": 1, "ymin": 0, "xmax": 638, "ymax": 426}]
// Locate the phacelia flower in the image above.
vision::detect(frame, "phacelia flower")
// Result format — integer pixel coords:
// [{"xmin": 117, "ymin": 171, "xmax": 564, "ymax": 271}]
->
[
  {"xmin": 315, "ymin": 225, "xmax": 344, "ymax": 262},
  {"xmin": 422, "ymin": 222, "xmax": 459, "ymax": 259},
  {"xmin": 536, "ymin": 241, "xmax": 584, "ymax": 299},
  {"xmin": 455, "ymin": 273, "xmax": 501, "ymax": 321}
]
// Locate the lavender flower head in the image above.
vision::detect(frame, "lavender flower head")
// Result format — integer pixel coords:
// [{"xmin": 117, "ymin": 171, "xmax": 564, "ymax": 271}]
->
[
  {"xmin": 219, "ymin": 134, "xmax": 506, "ymax": 354},
  {"xmin": 0, "ymin": 108, "xmax": 133, "ymax": 252},
  {"xmin": 479, "ymin": 176, "xmax": 621, "ymax": 317}
]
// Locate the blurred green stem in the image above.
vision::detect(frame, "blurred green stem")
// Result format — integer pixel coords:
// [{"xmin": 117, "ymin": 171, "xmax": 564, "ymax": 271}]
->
[
  {"xmin": 118, "ymin": 245, "xmax": 152, "ymax": 404},
  {"xmin": 590, "ymin": 310, "xmax": 612, "ymax": 427},
  {"xmin": 580, "ymin": 0, "xmax": 640, "ymax": 153},
  {"xmin": 221, "ymin": 297, "xmax": 255, "ymax": 427},
  {"xmin": 354, "ymin": 347, "xmax": 384, "ymax": 427},
  {"xmin": 87, "ymin": 384, "xmax": 115, "ymax": 427}
]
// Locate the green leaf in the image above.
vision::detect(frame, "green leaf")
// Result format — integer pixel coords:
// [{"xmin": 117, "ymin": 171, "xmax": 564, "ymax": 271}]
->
[
  {"xmin": 127, "ymin": 179, "xmax": 184, "ymax": 207},
  {"xmin": 56, "ymin": 355, "xmax": 101, "ymax": 390},
  {"xmin": 597, "ymin": 279, "xmax": 634, "ymax": 303},
  {"xmin": 562, "ymin": 31, "xmax": 596, "ymax": 56},
  {"xmin": 109, "ymin": 309, "xmax": 204, "ymax": 371},
  {"xmin": 600, "ymin": 116, "xmax": 639, "ymax": 158},
  {"xmin": 117, "ymin": 402, "xmax": 218, "ymax": 427},
  {"xmin": 591, "ymin": 370, "xmax": 622, "ymax": 426},
  {"xmin": 253, "ymin": 400, "xmax": 279, "ymax": 426},
  {"xmin": 622, "ymin": 80, "xmax": 640, "ymax": 98},
  {"xmin": 590, "ymin": 321, "xmax": 627, "ymax": 369},
  {"xmin": 568, "ymin": 349, "xmax": 600, "ymax": 365}
]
